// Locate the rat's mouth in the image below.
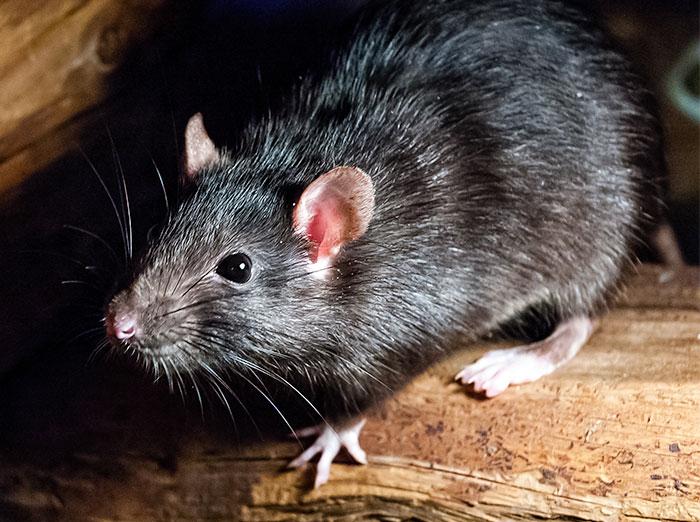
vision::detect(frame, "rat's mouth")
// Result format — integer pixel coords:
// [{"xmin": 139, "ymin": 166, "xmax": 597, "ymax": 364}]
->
[
  {"xmin": 109, "ymin": 335, "xmax": 188, "ymax": 360},
  {"xmin": 111, "ymin": 338, "xmax": 200, "ymax": 385}
]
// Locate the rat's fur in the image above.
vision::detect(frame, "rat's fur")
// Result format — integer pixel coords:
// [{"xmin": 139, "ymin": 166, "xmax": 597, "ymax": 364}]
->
[{"xmin": 109, "ymin": 0, "xmax": 661, "ymax": 421}]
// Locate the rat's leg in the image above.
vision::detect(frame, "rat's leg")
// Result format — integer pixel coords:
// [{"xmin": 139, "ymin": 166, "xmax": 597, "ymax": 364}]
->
[
  {"xmin": 455, "ymin": 316, "xmax": 594, "ymax": 398},
  {"xmin": 651, "ymin": 221, "xmax": 685, "ymax": 269},
  {"xmin": 287, "ymin": 418, "xmax": 367, "ymax": 488}
]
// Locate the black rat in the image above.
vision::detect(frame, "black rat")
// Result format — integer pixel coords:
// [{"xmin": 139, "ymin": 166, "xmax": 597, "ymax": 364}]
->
[{"xmin": 106, "ymin": 0, "xmax": 664, "ymax": 487}]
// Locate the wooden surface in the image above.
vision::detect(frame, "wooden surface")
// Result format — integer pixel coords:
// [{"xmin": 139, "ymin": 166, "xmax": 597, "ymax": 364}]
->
[
  {"xmin": 0, "ymin": 265, "xmax": 697, "ymax": 521},
  {"xmin": 0, "ymin": 0, "xmax": 184, "ymax": 200}
]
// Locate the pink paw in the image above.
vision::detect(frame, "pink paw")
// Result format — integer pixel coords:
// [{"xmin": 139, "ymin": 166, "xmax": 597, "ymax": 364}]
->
[
  {"xmin": 455, "ymin": 347, "xmax": 556, "ymax": 397},
  {"xmin": 456, "ymin": 316, "xmax": 593, "ymax": 397},
  {"xmin": 287, "ymin": 418, "xmax": 367, "ymax": 488}
]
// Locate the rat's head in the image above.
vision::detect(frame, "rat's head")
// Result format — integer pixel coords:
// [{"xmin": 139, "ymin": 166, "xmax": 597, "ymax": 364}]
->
[{"xmin": 105, "ymin": 113, "xmax": 374, "ymax": 378}]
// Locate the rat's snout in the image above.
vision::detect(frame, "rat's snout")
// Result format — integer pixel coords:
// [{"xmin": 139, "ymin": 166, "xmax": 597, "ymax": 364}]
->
[
  {"xmin": 106, "ymin": 284, "xmax": 196, "ymax": 356},
  {"xmin": 106, "ymin": 290, "xmax": 143, "ymax": 343},
  {"xmin": 106, "ymin": 312, "xmax": 138, "ymax": 340}
]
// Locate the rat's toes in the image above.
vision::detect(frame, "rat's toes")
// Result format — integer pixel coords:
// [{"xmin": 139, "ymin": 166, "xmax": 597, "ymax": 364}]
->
[
  {"xmin": 455, "ymin": 347, "xmax": 518, "ymax": 384},
  {"xmin": 482, "ymin": 380, "xmax": 509, "ymax": 398},
  {"xmin": 455, "ymin": 356, "xmax": 502, "ymax": 386},
  {"xmin": 458, "ymin": 316, "xmax": 593, "ymax": 396},
  {"xmin": 455, "ymin": 363, "xmax": 484, "ymax": 384},
  {"xmin": 470, "ymin": 365, "xmax": 504, "ymax": 390},
  {"xmin": 471, "ymin": 351, "xmax": 558, "ymax": 396},
  {"xmin": 287, "ymin": 442, "xmax": 322, "ymax": 469},
  {"xmin": 457, "ymin": 349, "xmax": 550, "ymax": 396},
  {"xmin": 287, "ymin": 418, "xmax": 367, "ymax": 488},
  {"xmin": 314, "ymin": 442, "xmax": 342, "ymax": 488}
]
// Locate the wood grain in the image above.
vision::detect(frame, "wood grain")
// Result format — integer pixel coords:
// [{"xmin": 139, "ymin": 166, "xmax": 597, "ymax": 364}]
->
[
  {"xmin": 0, "ymin": 265, "xmax": 697, "ymax": 521},
  {"xmin": 0, "ymin": 0, "xmax": 179, "ymax": 199}
]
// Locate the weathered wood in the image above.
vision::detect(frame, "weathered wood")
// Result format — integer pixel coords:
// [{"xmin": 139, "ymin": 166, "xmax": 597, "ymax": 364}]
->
[
  {"xmin": 0, "ymin": 265, "xmax": 697, "ymax": 521},
  {"xmin": 0, "ymin": 0, "xmax": 182, "ymax": 199}
]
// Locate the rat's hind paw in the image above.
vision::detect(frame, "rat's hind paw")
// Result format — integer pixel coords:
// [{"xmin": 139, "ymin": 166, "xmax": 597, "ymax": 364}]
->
[
  {"xmin": 455, "ymin": 347, "xmax": 557, "ymax": 397},
  {"xmin": 455, "ymin": 316, "xmax": 594, "ymax": 397},
  {"xmin": 287, "ymin": 418, "xmax": 367, "ymax": 488}
]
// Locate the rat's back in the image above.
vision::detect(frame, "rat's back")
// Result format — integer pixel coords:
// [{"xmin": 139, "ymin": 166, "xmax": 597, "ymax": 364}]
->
[{"xmin": 245, "ymin": 0, "xmax": 660, "ymax": 336}]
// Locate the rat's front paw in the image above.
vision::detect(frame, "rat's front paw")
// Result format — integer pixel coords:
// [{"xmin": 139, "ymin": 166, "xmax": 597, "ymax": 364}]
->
[{"xmin": 287, "ymin": 418, "xmax": 367, "ymax": 488}]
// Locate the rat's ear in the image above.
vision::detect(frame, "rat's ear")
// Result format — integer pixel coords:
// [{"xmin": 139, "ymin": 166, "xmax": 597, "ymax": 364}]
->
[
  {"xmin": 182, "ymin": 112, "xmax": 220, "ymax": 182},
  {"xmin": 293, "ymin": 166, "xmax": 374, "ymax": 268}
]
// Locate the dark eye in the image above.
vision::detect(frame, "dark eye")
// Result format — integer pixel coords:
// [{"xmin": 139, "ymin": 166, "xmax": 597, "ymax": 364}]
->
[{"xmin": 216, "ymin": 253, "xmax": 252, "ymax": 283}]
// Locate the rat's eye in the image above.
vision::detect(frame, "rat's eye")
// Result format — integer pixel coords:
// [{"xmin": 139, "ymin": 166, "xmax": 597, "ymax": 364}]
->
[{"xmin": 216, "ymin": 253, "xmax": 252, "ymax": 283}]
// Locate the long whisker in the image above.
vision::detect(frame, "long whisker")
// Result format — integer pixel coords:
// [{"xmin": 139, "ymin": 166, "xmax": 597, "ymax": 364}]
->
[
  {"xmin": 163, "ymin": 357, "xmax": 175, "ymax": 393},
  {"xmin": 198, "ymin": 363, "xmax": 237, "ymax": 431},
  {"xmin": 182, "ymin": 364, "xmax": 205, "ymax": 420},
  {"xmin": 197, "ymin": 361, "xmax": 263, "ymax": 439},
  {"xmin": 170, "ymin": 355, "xmax": 188, "ymax": 407},
  {"xmin": 87, "ymin": 338, "xmax": 110, "ymax": 365},
  {"xmin": 62, "ymin": 225, "xmax": 121, "ymax": 268},
  {"xmin": 182, "ymin": 329, "xmax": 331, "ymax": 433},
  {"xmin": 187, "ymin": 344, "xmax": 261, "ymax": 436},
  {"xmin": 155, "ymin": 296, "xmax": 229, "ymax": 320},
  {"xmin": 61, "ymin": 280, "xmax": 103, "ymax": 293},
  {"xmin": 232, "ymin": 356, "xmax": 333, "ymax": 433},
  {"xmin": 65, "ymin": 326, "xmax": 107, "ymax": 346},
  {"xmin": 212, "ymin": 371, "xmax": 262, "ymax": 440},
  {"xmin": 150, "ymin": 157, "xmax": 170, "ymax": 216},
  {"xmin": 78, "ymin": 146, "xmax": 128, "ymax": 265},
  {"xmin": 235, "ymin": 368, "xmax": 299, "ymax": 445},
  {"xmin": 190, "ymin": 321, "xmax": 391, "ymax": 392},
  {"xmin": 18, "ymin": 249, "xmax": 106, "ymax": 274},
  {"xmin": 179, "ymin": 268, "xmax": 214, "ymax": 300},
  {"xmin": 105, "ymin": 126, "xmax": 133, "ymax": 261}
]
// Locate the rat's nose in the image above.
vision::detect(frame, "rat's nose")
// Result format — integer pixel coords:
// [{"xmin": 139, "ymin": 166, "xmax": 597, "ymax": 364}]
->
[{"xmin": 107, "ymin": 313, "xmax": 138, "ymax": 340}]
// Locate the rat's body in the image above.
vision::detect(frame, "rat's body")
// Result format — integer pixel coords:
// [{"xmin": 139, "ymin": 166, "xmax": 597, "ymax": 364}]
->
[{"xmin": 107, "ymin": 0, "xmax": 662, "ymax": 486}]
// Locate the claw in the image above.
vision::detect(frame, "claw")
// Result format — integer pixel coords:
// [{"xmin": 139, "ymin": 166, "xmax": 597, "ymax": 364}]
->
[{"xmin": 287, "ymin": 418, "xmax": 367, "ymax": 488}]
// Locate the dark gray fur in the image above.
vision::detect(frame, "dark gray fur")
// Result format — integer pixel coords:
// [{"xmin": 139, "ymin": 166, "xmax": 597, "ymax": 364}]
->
[{"xmin": 110, "ymin": 0, "xmax": 662, "ymax": 421}]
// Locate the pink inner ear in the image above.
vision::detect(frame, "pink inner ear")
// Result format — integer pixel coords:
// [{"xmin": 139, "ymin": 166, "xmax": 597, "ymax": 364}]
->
[
  {"xmin": 294, "ymin": 166, "xmax": 375, "ymax": 266},
  {"xmin": 305, "ymin": 207, "xmax": 329, "ymax": 252},
  {"xmin": 303, "ymin": 192, "xmax": 349, "ymax": 262}
]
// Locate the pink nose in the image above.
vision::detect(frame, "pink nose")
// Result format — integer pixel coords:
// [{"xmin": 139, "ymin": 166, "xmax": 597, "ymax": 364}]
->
[{"xmin": 108, "ymin": 313, "xmax": 138, "ymax": 340}]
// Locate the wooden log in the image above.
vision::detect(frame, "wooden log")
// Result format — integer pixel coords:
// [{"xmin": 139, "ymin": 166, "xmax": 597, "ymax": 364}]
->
[
  {"xmin": 0, "ymin": 265, "xmax": 697, "ymax": 521},
  {"xmin": 0, "ymin": 0, "xmax": 184, "ymax": 199}
]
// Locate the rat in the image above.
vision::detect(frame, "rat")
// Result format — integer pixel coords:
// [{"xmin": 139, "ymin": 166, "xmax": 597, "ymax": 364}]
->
[{"xmin": 105, "ymin": 0, "xmax": 665, "ymax": 488}]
